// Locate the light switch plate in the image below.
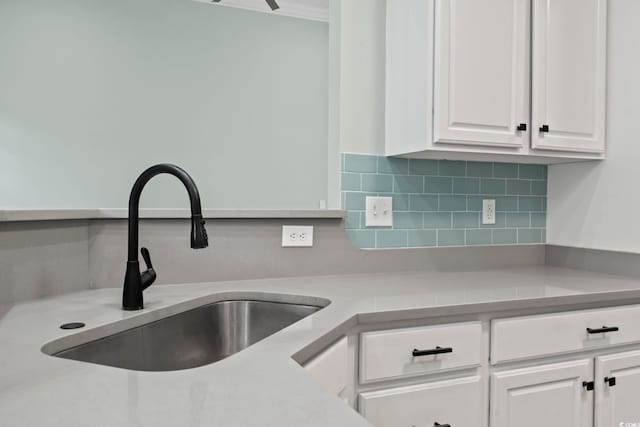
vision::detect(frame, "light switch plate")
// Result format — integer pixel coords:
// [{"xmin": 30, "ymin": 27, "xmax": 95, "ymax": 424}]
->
[{"xmin": 365, "ymin": 197, "xmax": 393, "ymax": 227}]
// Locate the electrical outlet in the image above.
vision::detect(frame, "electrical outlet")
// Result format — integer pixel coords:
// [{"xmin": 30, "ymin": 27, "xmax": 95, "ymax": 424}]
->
[
  {"xmin": 365, "ymin": 196, "xmax": 393, "ymax": 227},
  {"xmin": 483, "ymin": 199, "xmax": 496, "ymax": 225},
  {"xmin": 282, "ymin": 226, "xmax": 314, "ymax": 247}
]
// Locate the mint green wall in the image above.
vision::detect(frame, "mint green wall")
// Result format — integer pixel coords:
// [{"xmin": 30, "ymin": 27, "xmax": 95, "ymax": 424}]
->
[{"xmin": 0, "ymin": 0, "xmax": 328, "ymax": 209}]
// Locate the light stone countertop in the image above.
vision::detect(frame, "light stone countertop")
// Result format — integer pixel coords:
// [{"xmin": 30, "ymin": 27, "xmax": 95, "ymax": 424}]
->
[{"xmin": 3, "ymin": 266, "xmax": 640, "ymax": 427}]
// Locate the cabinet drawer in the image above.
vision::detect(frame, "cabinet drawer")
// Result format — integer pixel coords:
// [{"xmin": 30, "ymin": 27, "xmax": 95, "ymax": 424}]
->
[
  {"xmin": 491, "ymin": 304, "xmax": 640, "ymax": 364},
  {"xmin": 359, "ymin": 376, "xmax": 484, "ymax": 427},
  {"xmin": 360, "ymin": 322, "xmax": 482, "ymax": 384}
]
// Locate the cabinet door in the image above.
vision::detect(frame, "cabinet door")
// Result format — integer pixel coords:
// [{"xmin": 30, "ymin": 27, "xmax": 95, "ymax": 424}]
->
[
  {"xmin": 491, "ymin": 359, "xmax": 594, "ymax": 427},
  {"xmin": 433, "ymin": 0, "xmax": 530, "ymax": 149},
  {"xmin": 595, "ymin": 350, "xmax": 640, "ymax": 427},
  {"xmin": 359, "ymin": 376, "xmax": 485, "ymax": 427},
  {"xmin": 531, "ymin": 0, "xmax": 607, "ymax": 153},
  {"xmin": 304, "ymin": 337, "xmax": 349, "ymax": 398}
]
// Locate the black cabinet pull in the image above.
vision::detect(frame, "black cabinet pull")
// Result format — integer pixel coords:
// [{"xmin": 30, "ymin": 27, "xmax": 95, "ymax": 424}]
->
[
  {"xmin": 412, "ymin": 346, "xmax": 453, "ymax": 357},
  {"xmin": 587, "ymin": 326, "xmax": 620, "ymax": 334},
  {"xmin": 583, "ymin": 381, "xmax": 594, "ymax": 391},
  {"xmin": 605, "ymin": 376, "xmax": 617, "ymax": 387},
  {"xmin": 434, "ymin": 423, "xmax": 451, "ymax": 427},
  {"xmin": 539, "ymin": 124, "xmax": 550, "ymax": 132},
  {"xmin": 517, "ymin": 123, "xmax": 527, "ymax": 131}
]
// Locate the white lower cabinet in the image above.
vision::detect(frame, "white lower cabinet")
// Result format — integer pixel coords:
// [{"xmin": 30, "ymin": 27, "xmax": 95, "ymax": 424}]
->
[
  {"xmin": 303, "ymin": 336, "xmax": 349, "ymax": 400},
  {"xmin": 359, "ymin": 375, "xmax": 484, "ymax": 427},
  {"xmin": 491, "ymin": 359, "xmax": 594, "ymax": 427},
  {"xmin": 595, "ymin": 350, "xmax": 640, "ymax": 427},
  {"xmin": 316, "ymin": 306, "xmax": 640, "ymax": 426}
]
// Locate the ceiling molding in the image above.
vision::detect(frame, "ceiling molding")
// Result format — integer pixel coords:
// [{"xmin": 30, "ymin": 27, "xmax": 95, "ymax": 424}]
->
[{"xmin": 193, "ymin": 0, "xmax": 329, "ymax": 22}]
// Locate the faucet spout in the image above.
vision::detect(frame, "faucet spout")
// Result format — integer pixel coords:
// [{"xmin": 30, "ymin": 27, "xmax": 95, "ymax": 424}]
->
[{"xmin": 122, "ymin": 164, "xmax": 208, "ymax": 311}]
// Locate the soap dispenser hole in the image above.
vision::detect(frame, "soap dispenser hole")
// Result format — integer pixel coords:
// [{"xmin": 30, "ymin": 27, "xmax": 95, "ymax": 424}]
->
[{"xmin": 60, "ymin": 323, "xmax": 85, "ymax": 330}]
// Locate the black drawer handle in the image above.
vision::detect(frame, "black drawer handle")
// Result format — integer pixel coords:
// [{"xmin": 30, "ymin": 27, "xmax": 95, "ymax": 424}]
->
[
  {"xmin": 605, "ymin": 376, "xmax": 617, "ymax": 387},
  {"xmin": 434, "ymin": 423, "xmax": 451, "ymax": 427},
  {"xmin": 412, "ymin": 346, "xmax": 453, "ymax": 357},
  {"xmin": 517, "ymin": 123, "xmax": 527, "ymax": 132},
  {"xmin": 587, "ymin": 326, "xmax": 620, "ymax": 334},
  {"xmin": 539, "ymin": 124, "xmax": 550, "ymax": 133}
]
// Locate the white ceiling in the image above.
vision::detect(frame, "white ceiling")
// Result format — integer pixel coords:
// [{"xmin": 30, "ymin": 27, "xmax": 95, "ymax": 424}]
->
[{"xmin": 193, "ymin": 0, "xmax": 329, "ymax": 22}]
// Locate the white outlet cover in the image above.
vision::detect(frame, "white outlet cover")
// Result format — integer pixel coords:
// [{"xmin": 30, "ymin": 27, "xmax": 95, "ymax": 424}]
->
[
  {"xmin": 365, "ymin": 197, "xmax": 393, "ymax": 227},
  {"xmin": 482, "ymin": 199, "xmax": 496, "ymax": 225},
  {"xmin": 282, "ymin": 226, "xmax": 314, "ymax": 247}
]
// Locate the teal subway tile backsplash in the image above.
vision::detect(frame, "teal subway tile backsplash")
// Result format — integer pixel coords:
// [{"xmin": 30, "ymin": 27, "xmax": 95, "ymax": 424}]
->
[
  {"xmin": 438, "ymin": 229, "xmax": 466, "ymax": 246},
  {"xmin": 408, "ymin": 230, "xmax": 437, "ymax": 247},
  {"xmin": 518, "ymin": 228, "xmax": 544, "ymax": 244},
  {"xmin": 532, "ymin": 180, "xmax": 548, "ymax": 195},
  {"xmin": 394, "ymin": 175, "xmax": 423, "ymax": 193},
  {"xmin": 424, "ymin": 212, "xmax": 452, "ymax": 229},
  {"xmin": 378, "ymin": 157, "xmax": 409, "ymax": 175},
  {"xmin": 341, "ymin": 154, "xmax": 547, "ymax": 249},
  {"xmin": 519, "ymin": 164, "xmax": 547, "ymax": 180},
  {"xmin": 344, "ymin": 154, "xmax": 377, "ymax": 173},
  {"xmin": 507, "ymin": 179, "xmax": 531, "ymax": 195},
  {"xmin": 377, "ymin": 230, "xmax": 408, "ymax": 248},
  {"xmin": 506, "ymin": 212, "xmax": 531, "ymax": 228},
  {"xmin": 493, "ymin": 229, "xmax": 518, "ymax": 245},
  {"xmin": 453, "ymin": 212, "xmax": 479, "ymax": 229},
  {"xmin": 341, "ymin": 173, "xmax": 361, "ymax": 191},
  {"xmin": 453, "ymin": 177, "xmax": 480, "ymax": 194},
  {"xmin": 394, "ymin": 212, "xmax": 424, "ymax": 229},
  {"xmin": 409, "ymin": 159, "xmax": 438, "ymax": 175},
  {"xmin": 346, "ymin": 230, "xmax": 376, "ymax": 248},
  {"xmin": 409, "ymin": 195, "xmax": 438, "ymax": 211},
  {"xmin": 362, "ymin": 174, "xmax": 393, "ymax": 192},
  {"xmin": 425, "ymin": 177, "xmax": 453, "ymax": 194},
  {"xmin": 439, "ymin": 195, "xmax": 467, "ymax": 211},
  {"xmin": 439, "ymin": 160, "xmax": 467, "ymax": 177},
  {"xmin": 466, "ymin": 229, "xmax": 493, "ymax": 246},
  {"xmin": 480, "ymin": 178, "xmax": 506, "ymax": 195},
  {"xmin": 467, "ymin": 162, "xmax": 493, "ymax": 177}
]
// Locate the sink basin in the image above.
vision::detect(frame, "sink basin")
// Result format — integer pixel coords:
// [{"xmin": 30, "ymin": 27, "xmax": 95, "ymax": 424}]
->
[{"xmin": 51, "ymin": 299, "xmax": 323, "ymax": 371}]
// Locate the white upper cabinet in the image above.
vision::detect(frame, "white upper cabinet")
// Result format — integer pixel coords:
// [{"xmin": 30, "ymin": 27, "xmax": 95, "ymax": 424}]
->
[
  {"xmin": 433, "ymin": 0, "xmax": 530, "ymax": 149},
  {"xmin": 386, "ymin": 0, "xmax": 608, "ymax": 164},
  {"xmin": 531, "ymin": 0, "xmax": 607, "ymax": 153}
]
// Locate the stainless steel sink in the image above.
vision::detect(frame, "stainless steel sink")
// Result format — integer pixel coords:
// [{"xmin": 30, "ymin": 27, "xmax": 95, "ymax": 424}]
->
[{"xmin": 52, "ymin": 300, "xmax": 323, "ymax": 371}]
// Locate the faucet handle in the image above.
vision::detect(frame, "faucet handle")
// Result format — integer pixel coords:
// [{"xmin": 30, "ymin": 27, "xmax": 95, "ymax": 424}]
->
[
  {"xmin": 141, "ymin": 247, "xmax": 153, "ymax": 269},
  {"xmin": 140, "ymin": 247, "xmax": 157, "ymax": 290}
]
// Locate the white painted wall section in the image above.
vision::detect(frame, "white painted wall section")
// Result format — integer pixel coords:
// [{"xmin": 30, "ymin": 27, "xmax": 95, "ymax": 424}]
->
[{"xmin": 547, "ymin": 0, "xmax": 640, "ymax": 252}]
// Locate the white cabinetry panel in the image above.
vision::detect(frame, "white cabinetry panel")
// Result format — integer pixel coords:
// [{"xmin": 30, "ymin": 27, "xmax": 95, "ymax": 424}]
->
[
  {"xmin": 491, "ymin": 304, "xmax": 640, "ymax": 364},
  {"xmin": 360, "ymin": 321, "xmax": 482, "ymax": 383},
  {"xmin": 304, "ymin": 336, "xmax": 348, "ymax": 397},
  {"xmin": 434, "ymin": 0, "xmax": 530, "ymax": 148},
  {"xmin": 531, "ymin": 0, "xmax": 607, "ymax": 153},
  {"xmin": 595, "ymin": 350, "xmax": 640, "ymax": 427},
  {"xmin": 491, "ymin": 359, "xmax": 593, "ymax": 427},
  {"xmin": 360, "ymin": 376, "xmax": 484, "ymax": 427}
]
